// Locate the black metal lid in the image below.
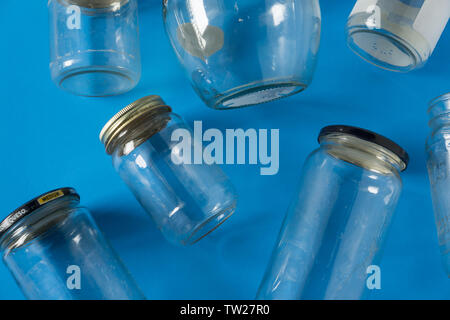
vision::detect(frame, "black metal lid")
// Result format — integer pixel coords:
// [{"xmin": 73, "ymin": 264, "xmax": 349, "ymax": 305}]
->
[
  {"xmin": 0, "ymin": 188, "xmax": 80, "ymax": 239},
  {"xmin": 318, "ymin": 125, "xmax": 409, "ymax": 171}
]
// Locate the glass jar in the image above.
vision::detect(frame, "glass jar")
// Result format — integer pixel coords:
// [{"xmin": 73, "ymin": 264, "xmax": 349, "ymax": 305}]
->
[
  {"xmin": 100, "ymin": 95, "xmax": 238, "ymax": 245},
  {"xmin": 347, "ymin": 0, "xmax": 449, "ymax": 72},
  {"xmin": 163, "ymin": 0, "xmax": 321, "ymax": 109},
  {"xmin": 48, "ymin": 0, "xmax": 141, "ymax": 96},
  {"xmin": 426, "ymin": 92, "xmax": 450, "ymax": 277},
  {"xmin": 257, "ymin": 125, "xmax": 409, "ymax": 300},
  {"xmin": 0, "ymin": 188, "xmax": 145, "ymax": 300}
]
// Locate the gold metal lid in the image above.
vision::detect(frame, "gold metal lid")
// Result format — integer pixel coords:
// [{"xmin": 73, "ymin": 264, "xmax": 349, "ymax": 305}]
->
[
  {"xmin": 63, "ymin": 0, "xmax": 128, "ymax": 9},
  {"xmin": 100, "ymin": 95, "xmax": 172, "ymax": 155}
]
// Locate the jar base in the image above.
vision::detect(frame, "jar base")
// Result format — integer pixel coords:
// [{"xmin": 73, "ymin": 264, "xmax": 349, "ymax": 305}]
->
[
  {"xmin": 56, "ymin": 66, "xmax": 139, "ymax": 97},
  {"xmin": 347, "ymin": 28, "xmax": 422, "ymax": 72},
  {"xmin": 210, "ymin": 80, "xmax": 307, "ymax": 110},
  {"xmin": 182, "ymin": 201, "xmax": 236, "ymax": 245}
]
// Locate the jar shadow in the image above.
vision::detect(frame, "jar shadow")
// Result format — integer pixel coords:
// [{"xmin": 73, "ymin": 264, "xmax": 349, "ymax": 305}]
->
[{"xmin": 89, "ymin": 203, "xmax": 167, "ymax": 247}]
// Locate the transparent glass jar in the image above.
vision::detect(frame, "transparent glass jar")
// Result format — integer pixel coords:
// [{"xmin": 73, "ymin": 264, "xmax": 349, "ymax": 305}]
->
[
  {"xmin": 0, "ymin": 188, "xmax": 145, "ymax": 300},
  {"xmin": 48, "ymin": 0, "xmax": 141, "ymax": 96},
  {"xmin": 257, "ymin": 126, "xmax": 409, "ymax": 300},
  {"xmin": 347, "ymin": 0, "xmax": 449, "ymax": 72},
  {"xmin": 100, "ymin": 95, "xmax": 238, "ymax": 245},
  {"xmin": 426, "ymin": 92, "xmax": 450, "ymax": 277},
  {"xmin": 163, "ymin": 0, "xmax": 321, "ymax": 109}
]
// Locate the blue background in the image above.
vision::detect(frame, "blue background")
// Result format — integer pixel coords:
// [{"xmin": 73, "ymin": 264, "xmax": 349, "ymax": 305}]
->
[{"xmin": 0, "ymin": 0, "xmax": 449, "ymax": 300}]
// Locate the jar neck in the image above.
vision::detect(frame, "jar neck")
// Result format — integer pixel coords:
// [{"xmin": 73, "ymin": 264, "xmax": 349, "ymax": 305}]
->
[
  {"xmin": 320, "ymin": 134, "xmax": 405, "ymax": 175},
  {"xmin": 0, "ymin": 197, "xmax": 79, "ymax": 253},
  {"xmin": 428, "ymin": 93, "xmax": 450, "ymax": 137}
]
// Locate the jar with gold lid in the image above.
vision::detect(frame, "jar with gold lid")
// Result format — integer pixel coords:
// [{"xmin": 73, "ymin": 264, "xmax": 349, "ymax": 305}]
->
[{"xmin": 100, "ymin": 95, "xmax": 238, "ymax": 245}]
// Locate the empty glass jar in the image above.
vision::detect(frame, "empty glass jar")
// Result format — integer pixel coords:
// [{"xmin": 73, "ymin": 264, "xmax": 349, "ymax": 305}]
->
[
  {"xmin": 163, "ymin": 0, "xmax": 321, "ymax": 109},
  {"xmin": 426, "ymin": 92, "xmax": 450, "ymax": 277},
  {"xmin": 48, "ymin": 0, "xmax": 141, "ymax": 96},
  {"xmin": 0, "ymin": 188, "xmax": 145, "ymax": 300},
  {"xmin": 257, "ymin": 125, "xmax": 409, "ymax": 300},
  {"xmin": 347, "ymin": 0, "xmax": 449, "ymax": 72},
  {"xmin": 100, "ymin": 95, "xmax": 238, "ymax": 245}
]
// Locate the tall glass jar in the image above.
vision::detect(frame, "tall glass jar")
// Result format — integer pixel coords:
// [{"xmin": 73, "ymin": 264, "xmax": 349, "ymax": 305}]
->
[
  {"xmin": 100, "ymin": 95, "xmax": 238, "ymax": 245},
  {"xmin": 347, "ymin": 0, "xmax": 449, "ymax": 72},
  {"xmin": 0, "ymin": 188, "xmax": 145, "ymax": 300},
  {"xmin": 257, "ymin": 126, "xmax": 409, "ymax": 300},
  {"xmin": 163, "ymin": 0, "xmax": 321, "ymax": 110},
  {"xmin": 426, "ymin": 92, "xmax": 450, "ymax": 277},
  {"xmin": 48, "ymin": 0, "xmax": 141, "ymax": 96}
]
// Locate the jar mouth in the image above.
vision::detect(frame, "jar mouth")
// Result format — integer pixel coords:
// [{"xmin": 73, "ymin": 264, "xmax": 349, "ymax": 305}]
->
[
  {"xmin": 0, "ymin": 188, "xmax": 80, "ymax": 245},
  {"xmin": 100, "ymin": 95, "xmax": 172, "ymax": 155}
]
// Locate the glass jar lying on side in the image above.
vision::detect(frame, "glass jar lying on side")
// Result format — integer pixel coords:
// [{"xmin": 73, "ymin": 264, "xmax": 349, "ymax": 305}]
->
[
  {"xmin": 0, "ymin": 188, "xmax": 145, "ymax": 300},
  {"xmin": 346, "ymin": 0, "xmax": 449, "ymax": 72},
  {"xmin": 100, "ymin": 95, "xmax": 238, "ymax": 245},
  {"xmin": 426, "ymin": 92, "xmax": 450, "ymax": 277},
  {"xmin": 163, "ymin": 0, "xmax": 321, "ymax": 109},
  {"xmin": 257, "ymin": 125, "xmax": 409, "ymax": 300},
  {"xmin": 48, "ymin": 0, "xmax": 141, "ymax": 96}
]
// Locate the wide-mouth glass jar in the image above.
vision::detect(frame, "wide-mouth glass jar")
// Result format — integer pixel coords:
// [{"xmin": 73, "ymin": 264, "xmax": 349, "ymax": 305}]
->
[
  {"xmin": 48, "ymin": 0, "xmax": 141, "ymax": 96},
  {"xmin": 0, "ymin": 188, "xmax": 145, "ymax": 300},
  {"xmin": 346, "ymin": 0, "xmax": 449, "ymax": 72},
  {"xmin": 163, "ymin": 0, "xmax": 321, "ymax": 109},
  {"xmin": 257, "ymin": 125, "xmax": 409, "ymax": 300},
  {"xmin": 426, "ymin": 92, "xmax": 450, "ymax": 277},
  {"xmin": 100, "ymin": 95, "xmax": 238, "ymax": 245}
]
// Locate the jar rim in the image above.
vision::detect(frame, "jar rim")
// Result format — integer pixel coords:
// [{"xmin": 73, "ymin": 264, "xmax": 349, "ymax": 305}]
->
[
  {"xmin": 100, "ymin": 95, "xmax": 172, "ymax": 155},
  {"xmin": 318, "ymin": 125, "xmax": 409, "ymax": 171},
  {"xmin": 51, "ymin": 0, "xmax": 129, "ymax": 9},
  {"xmin": 0, "ymin": 188, "xmax": 79, "ymax": 239}
]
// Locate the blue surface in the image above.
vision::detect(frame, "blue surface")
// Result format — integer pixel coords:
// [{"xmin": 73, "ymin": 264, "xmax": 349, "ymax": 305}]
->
[{"xmin": 0, "ymin": 0, "xmax": 449, "ymax": 300}]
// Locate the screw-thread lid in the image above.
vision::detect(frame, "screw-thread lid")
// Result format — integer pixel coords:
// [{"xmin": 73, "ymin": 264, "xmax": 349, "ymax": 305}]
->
[
  {"xmin": 318, "ymin": 125, "xmax": 409, "ymax": 171},
  {"xmin": 0, "ymin": 188, "xmax": 79, "ymax": 239},
  {"xmin": 100, "ymin": 95, "xmax": 172, "ymax": 155}
]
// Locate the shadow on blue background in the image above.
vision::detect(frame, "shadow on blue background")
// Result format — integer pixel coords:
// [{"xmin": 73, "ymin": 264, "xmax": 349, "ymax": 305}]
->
[{"xmin": 0, "ymin": 0, "xmax": 449, "ymax": 299}]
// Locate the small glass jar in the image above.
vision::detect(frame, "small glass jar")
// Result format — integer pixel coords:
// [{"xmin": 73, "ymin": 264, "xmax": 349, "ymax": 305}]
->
[
  {"xmin": 0, "ymin": 188, "xmax": 145, "ymax": 300},
  {"xmin": 426, "ymin": 92, "xmax": 450, "ymax": 277},
  {"xmin": 257, "ymin": 126, "xmax": 409, "ymax": 300},
  {"xmin": 48, "ymin": 0, "xmax": 141, "ymax": 96},
  {"xmin": 100, "ymin": 95, "xmax": 238, "ymax": 245},
  {"xmin": 347, "ymin": 0, "xmax": 449, "ymax": 72},
  {"xmin": 163, "ymin": 0, "xmax": 321, "ymax": 109}
]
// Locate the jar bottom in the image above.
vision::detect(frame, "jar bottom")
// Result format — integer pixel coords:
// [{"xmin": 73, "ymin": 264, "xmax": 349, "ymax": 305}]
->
[
  {"xmin": 182, "ymin": 201, "xmax": 237, "ymax": 245},
  {"xmin": 210, "ymin": 79, "xmax": 307, "ymax": 110},
  {"xmin": 57, "ymin": 66, "xmax": 138, "ymax": 97},
  {"xmin": 347, "ymin": 27, "xmax": 422, "ymax": 72}
]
